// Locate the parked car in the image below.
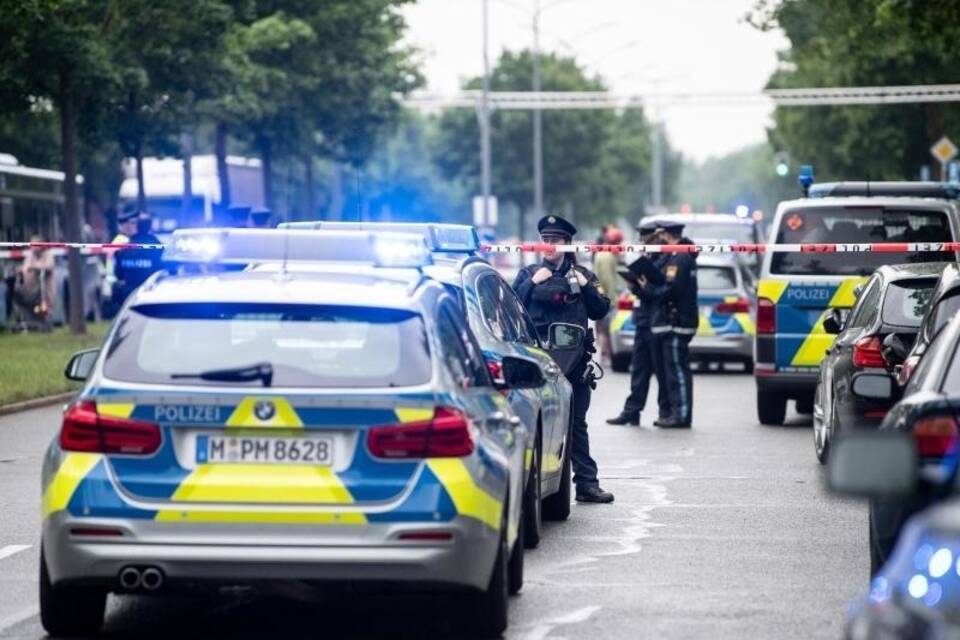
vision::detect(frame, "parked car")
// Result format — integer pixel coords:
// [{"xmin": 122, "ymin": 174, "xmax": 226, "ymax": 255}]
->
[
  {"xmin": 898, "ymin": 262, "xmax": 960, "ymax": 386},
  {"xmin": 813, "ymin": 263, "xmax": 944, "ymax": 463}
]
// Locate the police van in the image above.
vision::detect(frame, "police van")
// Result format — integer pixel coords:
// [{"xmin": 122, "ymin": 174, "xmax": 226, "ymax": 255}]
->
[{"xmin": 754, "ymin": 181, "xmax": 960, "ymax": 425}]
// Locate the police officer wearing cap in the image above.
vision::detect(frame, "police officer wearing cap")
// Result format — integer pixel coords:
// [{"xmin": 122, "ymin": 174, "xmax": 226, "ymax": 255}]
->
[
  {"xmin": 607, "ymin": 220, "xmax": 671, "ymax": 426},
  {"xmin": 628, "ymin": 219, "xmax": 698, "ymax": 428},
  {"xmin": 513, "ymin": 214, "xmax": 615, "ymax": 504}
]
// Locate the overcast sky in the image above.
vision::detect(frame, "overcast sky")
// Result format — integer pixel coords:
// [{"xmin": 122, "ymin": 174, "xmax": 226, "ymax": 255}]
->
[{"xmin": 401, "ymin": 0, "xmax": 790, "ymax": 162}]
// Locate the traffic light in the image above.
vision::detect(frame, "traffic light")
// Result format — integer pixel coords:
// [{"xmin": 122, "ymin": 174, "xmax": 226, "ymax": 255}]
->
[{"xmin": 774, "ymin": 151, "xmax": 790, "ymax": 177}]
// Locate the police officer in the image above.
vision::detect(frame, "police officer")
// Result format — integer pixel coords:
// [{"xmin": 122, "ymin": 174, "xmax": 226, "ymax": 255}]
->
[
  {"xmin": 513, "ymin": 214, "xmax": 615, "ymax": 504},
  {"xmin": 607, "ymin": 220, "xmax": 671, "ymax": 426},
  {"xmin": 629, "ymin": 220, "xmax": 698, "ymax": 428},
  {"xmin": 113, "ymin": 213, "xmax": 163, "ymax": 304}
]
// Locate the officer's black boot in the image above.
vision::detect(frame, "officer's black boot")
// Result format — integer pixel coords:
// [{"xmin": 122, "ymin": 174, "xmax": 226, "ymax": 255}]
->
[
  {"xmin": 576, "ymin": 485, "xmax": 615, "ymax": 504},
  {"xmin": 606, "ymin": 412, "xmax": 640, "ymax": 426}
]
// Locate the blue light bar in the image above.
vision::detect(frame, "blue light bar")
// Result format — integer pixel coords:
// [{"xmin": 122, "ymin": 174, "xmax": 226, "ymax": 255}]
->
[
  {"xmin": 278, "ymin": 221, "xmax": 480, "ymax": 253},
  {"xmin": 164, "ymin": 228, "xmax": 433, "ymax": 268}
]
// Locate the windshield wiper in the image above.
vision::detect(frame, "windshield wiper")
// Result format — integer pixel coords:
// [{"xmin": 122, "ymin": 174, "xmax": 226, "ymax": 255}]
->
[{"xmin": 171, "ymin": 362, "xmax": 273, "ymax": 387}]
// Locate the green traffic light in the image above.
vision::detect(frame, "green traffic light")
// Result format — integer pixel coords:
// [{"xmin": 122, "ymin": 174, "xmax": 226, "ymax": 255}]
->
[{"xmin": 776, "ymin": 163, "xmax": 789, "ymax": 177}]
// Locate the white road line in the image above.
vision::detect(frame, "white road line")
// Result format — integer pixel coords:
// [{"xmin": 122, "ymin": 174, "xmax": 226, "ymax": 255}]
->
[
  {"xmin": 0, "ymin": 545, "xmax": 31, "ymax": 561},
  {"xmin": 0, "ymin": 605, "xmax": 39, "ymax": 634}
]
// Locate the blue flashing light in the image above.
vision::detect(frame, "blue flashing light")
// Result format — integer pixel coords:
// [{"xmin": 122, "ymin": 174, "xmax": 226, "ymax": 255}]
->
[
  {"xmin": 171, "ymin": 233, "xmax": 223, "ymax": 261},
  {"xmin": 798, "ymin": 165, "xmax": 815, "ymax": 195},
  {"xmin": 278, "ymin": 221, "xmax": 479, "ymax": 253},
  {"xmin": 908, "ymin": 574, "xmax": 929, "ymax": 599},
  {"xmin": 371, "ymin": 236, "xmax": 432, "ymax": 268},
  {"xmin": 735, "ymin": 205, "xmax": 749, "ymax": 219}
]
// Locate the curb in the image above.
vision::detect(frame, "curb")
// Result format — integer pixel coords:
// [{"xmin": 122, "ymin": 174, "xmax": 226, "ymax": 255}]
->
[{"xmin": 0, "ymin": 392, "xmax": 74, "ymax": 417}]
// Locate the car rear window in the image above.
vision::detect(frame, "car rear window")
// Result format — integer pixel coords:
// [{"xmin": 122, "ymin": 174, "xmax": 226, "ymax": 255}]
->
[
  {"xmin": 881, "ymin": 280, "xmax": 935, "ymax": 327},
  {"xmin": 770, "ymin": 207, "xmax": 954, "ymax": 276},
  {"xmin": 103, "ymin": 303, "xmax": 432, "ymax": 388},
  {"xmin": 684, "ymin": 222, "xmax": 755, "ymax": 244},
  {"xmin": 699, "ymin": 265, "xmax": 737, "ymax": 290}
]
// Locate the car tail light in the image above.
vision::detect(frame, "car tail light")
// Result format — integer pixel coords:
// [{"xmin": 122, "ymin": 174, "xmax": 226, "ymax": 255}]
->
[
  {"xmin": 61, "ymin": 401, "xmax": 161, "ymax": 455},
  {"xmin": 914, "ymin": 415, "xmax": 960, "ymax": 457},
  {"xmin": 853, "ymin": 336, "xmax": 885, "ymax": 369},
  {"xmin": 617, "ymin": 294, "xmax": 633, "ymax": 311},
  {"xmin": 368, "ymin": 407, "xmax": 474, "ymax": 459},
  {"xmin": 757, "ymin": 297, "xmax": 775, "ymax": 334},
  {"xmin": 715, "ymin": 297, "xmax": 750, "ymax": 315}
]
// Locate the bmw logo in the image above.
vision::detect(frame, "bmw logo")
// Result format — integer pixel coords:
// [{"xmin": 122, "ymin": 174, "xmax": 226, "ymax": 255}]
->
[{"xmin": 254, "ymin": 400, "xmax": 276, "ymax": 421}]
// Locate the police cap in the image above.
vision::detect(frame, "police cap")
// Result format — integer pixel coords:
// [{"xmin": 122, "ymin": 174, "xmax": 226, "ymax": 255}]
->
[
  {"xmin": 636, "ymin": 219, "xmax": 659, "ymax": 235},
  {"xmin": 652, "ymin": 218, "xmax": 684, "ymax": 235},
  {"xmin": 118, "ymin": 208, "xmax": 138, "ymax": 223},
  {"xmin": 537, "ymin": 214, "xmax": 577, "ymax": 239}
]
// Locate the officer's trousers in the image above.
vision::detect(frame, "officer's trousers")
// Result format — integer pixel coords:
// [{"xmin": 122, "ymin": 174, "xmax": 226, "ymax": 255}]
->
[
  {"xmin": 654, "ymin": 331, "xmax": 694, "ymax": 424},
  {"xmin": 568, "ymin": 362, "xmax": 599, "ymax": 489},
  {"xmin": 622, "ymin": 326, "xmax": 669, "ymax": 419}
]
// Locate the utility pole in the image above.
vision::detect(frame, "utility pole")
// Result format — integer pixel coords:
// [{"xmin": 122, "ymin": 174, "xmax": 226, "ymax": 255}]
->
[
  {"xmin": 532, "ymin": 0, "xmax": 544, "ymax": 232},
  {"xmin": 480, "ymin": 0, "xmax": 492, "ymax": 229},
  {"xmin": 651, "ymin": 117, "xmax": 662, "ymax": 211}
]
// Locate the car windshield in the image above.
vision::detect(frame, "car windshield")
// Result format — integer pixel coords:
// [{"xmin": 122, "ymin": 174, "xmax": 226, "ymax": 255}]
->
[
  {"xmin": 881, "ymin": 280, "xmax": 935, "ymax": 327},
  {"xmin": 929, "ymin": 291, "xmax": 960, "ymax": 338},
  {"xmin": 699, "ymin": 265, "xmax": 737, "ymax": 290},
  {"xmin": 103, "ymin": 303, "xmax": 433, "ymax": 388},
  {"xmin": 770, "ymin": 207, "xmax": 954, "ymax": 276}
]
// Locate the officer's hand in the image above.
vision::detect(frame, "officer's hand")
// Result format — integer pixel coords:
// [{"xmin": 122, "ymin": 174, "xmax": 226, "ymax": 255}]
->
[
  {"xmin": 531, "ymin": 267, "xmax": 553, "ymax": 284},
  {"xmin": 574, "ymin": 270, "xmax": 588, "ymax": 287}
]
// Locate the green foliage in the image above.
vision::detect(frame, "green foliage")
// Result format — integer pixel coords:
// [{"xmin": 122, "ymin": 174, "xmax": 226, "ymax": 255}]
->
[{"xmin": 751, "ymin": 0, "xmax": 960, "ymax": 180}]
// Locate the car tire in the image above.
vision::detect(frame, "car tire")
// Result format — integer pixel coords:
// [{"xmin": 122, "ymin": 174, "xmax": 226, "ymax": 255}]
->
[
  {"xmin": 795, "ymin": 394, "xmax": 814, "ymax": 415},
  {"xmin": 742, "ymin": 359, "xmax": 754, "ymax": 374},
  {"xmin": 542, "ymin": 419, "xmax": 572, "ymax": 522},
  {"xmin": 508, "ymin": 508, "xmax": 525, "ymax": 596},
  {"xmin": 522, "ymin": 430, "xmax": 542, "ymax": 549},
  {"xmin": 611, "ymin": 352, "xmax": 631, "ymax": 373},
  {"xmin": 466, "ymin": 510, "xmax": 510, "ymax": 638},
  {"xmin": 757, "ymin": 391, "xmax": 787, "ymax": 425},
  {"xmin": 39, "ymin": 546, "xmax": 106, "ymax": 637}
]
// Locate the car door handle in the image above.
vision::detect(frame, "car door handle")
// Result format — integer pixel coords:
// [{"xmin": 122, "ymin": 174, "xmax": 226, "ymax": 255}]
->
[{"xmin": 488, "ymin": 411, "xmax": 522, "ymax": 430}]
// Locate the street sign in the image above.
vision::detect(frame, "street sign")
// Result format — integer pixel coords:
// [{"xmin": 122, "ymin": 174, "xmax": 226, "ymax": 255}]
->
[
  {"xmin": 931, "ymin": 136, "xmax": 958, "ymax": 164},
  {"xmin": 472, "ymin": 196, "xmax": 498, "ymax": 227}
]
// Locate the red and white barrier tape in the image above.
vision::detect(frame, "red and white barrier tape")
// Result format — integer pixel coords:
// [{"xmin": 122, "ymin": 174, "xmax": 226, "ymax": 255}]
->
[
  {"xmin": 0, "ymin": 242, "xmax": 163, "ymax": 259},
  {"xmin": 479, "ymin": 242, "xmax": 960, "ymax": 254}
]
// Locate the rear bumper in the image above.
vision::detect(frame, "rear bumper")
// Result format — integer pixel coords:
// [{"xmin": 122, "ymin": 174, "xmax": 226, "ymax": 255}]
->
[
  {"xmin": 689, "ymin": 334, "xmax": 752, "ymax": 360},
  {"xmin": 43, "ymin": 514, "xmax": 498, "ymax": 592},
  {"xmin": 754, "ymin": 369, "xmax": 818, "ymax": 395},
  {"xmin": 612, "ymin": 329, "xmax": 633, "ymax": 355}
]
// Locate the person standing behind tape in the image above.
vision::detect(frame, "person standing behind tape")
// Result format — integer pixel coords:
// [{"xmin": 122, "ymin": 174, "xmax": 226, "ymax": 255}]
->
[
  {"xmin": 629, "ymin": 220, "xmax": 698, "ymax": 428},
  {"xmin": 513, "ymin": 214, "xmax": 615, "ymax": 504},
  {"xmin": 113, "ymin": 213, "xmax": 162, "ymax": 305},
  {"xmin": 592, "ymin": 225, "xmax": 623, "ymax": 366}
]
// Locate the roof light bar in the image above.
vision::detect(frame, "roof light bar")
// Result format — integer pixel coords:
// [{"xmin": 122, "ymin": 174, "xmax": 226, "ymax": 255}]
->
[
  {"xmin": 164, "ymin": 228, "xmax": 433, "ymax": 268},
  {"xmin": 278, "ymin": 221, "xmax": 480, "ymax": 253}
]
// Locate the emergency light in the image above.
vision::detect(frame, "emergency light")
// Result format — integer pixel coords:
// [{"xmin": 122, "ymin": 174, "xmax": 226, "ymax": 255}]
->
[
  {"xmin": 164, "ymin": 228, "xmax": 433, "ymax": 268},
  {"xmin": 278, "ymin": 221, "xmax": 480, "ymax": 254}
]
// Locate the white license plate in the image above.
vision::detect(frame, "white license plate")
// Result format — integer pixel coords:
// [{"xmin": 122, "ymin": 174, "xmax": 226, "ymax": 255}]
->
[{"xmin": 196, "ymin": 435, "xmax": 333, "ymax": 465}]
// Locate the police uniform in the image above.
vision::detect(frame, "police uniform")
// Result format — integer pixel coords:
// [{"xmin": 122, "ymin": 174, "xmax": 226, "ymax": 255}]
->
[
  {"xmin": 513, "ymin": 214, "xmax": 614, "ymax": 503},
  {"xmin": 607, "ymin": 221, "xmax": 671, "ymax": 426},
  {"xmin": 113, "ymin": 216, "xmax": 163, "ymax": 305},
  {"xmin": 630, "ymin": 221, "xmax": 698, "ymax": 428}
]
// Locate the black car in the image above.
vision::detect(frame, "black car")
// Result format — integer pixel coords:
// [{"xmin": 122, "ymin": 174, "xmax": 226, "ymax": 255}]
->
[
  {"xmin": 813, "ymin": 263, "xmax": 943, "ymax": 463},
  {"xmin": 898, "ymin": 262, "xmax": 960, "ymax": 386},
  {"xmin": 845, "ymin": 311, "xmax": 960, "ymax": 575}
]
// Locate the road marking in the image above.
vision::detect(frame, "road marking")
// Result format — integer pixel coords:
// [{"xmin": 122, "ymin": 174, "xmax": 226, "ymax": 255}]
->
[
  {"xmin": 517, "ymin": 605, "xmax": 602, "ymax": 640},
  {"xmin": 0, "ymin": 606, "xmax": 39, "ymax": 634},
  {"xmin": 0, "ymin": 545, "xmax": 31, "ymax": 561}
]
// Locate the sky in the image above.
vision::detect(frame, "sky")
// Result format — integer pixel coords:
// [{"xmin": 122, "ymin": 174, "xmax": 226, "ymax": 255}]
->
[{"xmin": 400, "ymin": 0, "xmax": 790, "ymax": 163}]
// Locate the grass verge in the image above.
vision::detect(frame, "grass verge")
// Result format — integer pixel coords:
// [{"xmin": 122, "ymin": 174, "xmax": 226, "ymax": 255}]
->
[{"xmin": 0, "ymin": 322, "xmax": 110, "ymax": 406}]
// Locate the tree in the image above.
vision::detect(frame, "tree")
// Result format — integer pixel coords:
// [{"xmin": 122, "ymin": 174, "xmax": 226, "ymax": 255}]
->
[{"xmin": 750, "ymin": 0, "xmax": 960, "ymax": 180}]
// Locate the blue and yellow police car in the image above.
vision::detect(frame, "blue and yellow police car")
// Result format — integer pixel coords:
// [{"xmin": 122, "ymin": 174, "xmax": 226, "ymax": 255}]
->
[{"xmin": 40, "ymin": 229, "xmax": 557, "ymax": 637}]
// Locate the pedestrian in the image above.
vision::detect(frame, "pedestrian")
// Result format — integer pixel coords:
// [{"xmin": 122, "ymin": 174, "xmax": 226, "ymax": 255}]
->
[
  {"xmin": 513, "ymin": 214, "xmax": 615, "ymax": 504},
  {"xmin": 113, "ymin": 213, "xmax": 163, "ymax": 304},
  {"xmin": 592, "ymin": 225, "xmax": 624, "ymax": 366},
  {"xmin": 13, "ymin": 236, "xmax": 56, "ymax": 331},
  {"xmin": 630, "ymin": 220, "xmax": 699, "ymax": 428},
  {"xmin": 607, "ymin": 220, "xmax": 671, "ymax": 426}
]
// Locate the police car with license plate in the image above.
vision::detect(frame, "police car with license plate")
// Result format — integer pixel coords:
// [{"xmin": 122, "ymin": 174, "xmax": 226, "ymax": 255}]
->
[
  {"xmin": 40, "ymin": 229, "xmax": 567, "ymax": 638},
  {"xmin": 276, "ymin": 221, "xmax": 576, "ymax": 547}
]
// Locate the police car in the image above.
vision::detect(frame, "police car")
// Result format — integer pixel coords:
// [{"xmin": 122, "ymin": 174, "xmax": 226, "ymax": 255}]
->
[
  {"xmin": 755, "ymin": 180, "xmax": 960, "ymax": 425},
  {"xmin": 277, "ymin": 221, "xmax": 575, "ymax": 546},
  {"xmin": 40, "ymin": 229, "xmax": 566, "ymax": 637}
]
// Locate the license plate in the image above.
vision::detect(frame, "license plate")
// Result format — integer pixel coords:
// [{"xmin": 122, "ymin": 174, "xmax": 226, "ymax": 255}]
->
[{"xmin": 196, "ymin": 435, "xmax": 333, "ymax": 465}]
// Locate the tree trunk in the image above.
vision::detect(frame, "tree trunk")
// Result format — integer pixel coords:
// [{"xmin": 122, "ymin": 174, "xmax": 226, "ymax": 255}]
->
[
  {"xmin": 215, "ymin": 121, "xmax": 230, "ymax": 210},
  {"xmin": 180, "ymin": 131, "xmax": 194, "ymax": 225},
  {"xmin": 59, "ymin": 70, "xmax": 85, "ymax": 335},
  {"xmin": 135, "ymin": 139, "xmax": 146, "ymax": 212},
  {"xmin": 259, "ymin": 135, "xmax": 274, "ymax": 213},
  {"xmin": 304, "ymin": 154, "xmax": 316, "ymax": 220}
]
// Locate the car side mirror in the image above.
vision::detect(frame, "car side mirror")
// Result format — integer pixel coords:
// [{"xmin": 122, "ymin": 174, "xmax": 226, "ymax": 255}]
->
[
  {"xmin": 822, "ymin": 309, "xmax": 844, "ymax": 335},
  {"xmin": 850, "ymin": 372, "xmax": 897, "ymax": 402},
  {"xmin": 547, "ymin": 323, "xmax": 585, "ymax": 350},
  {"xmin": 827, "ymin": 431, "xmax": 917, "ymax": 498},
  {"xmin": 853, "ymin": 284, "xmax": 866, "ymax": 299},
  {"xmin": 498, "ymin": 356, "xmax": 546, "ymax": 390},
  {"xmin": 64, "ymin": 348, "xmax": 99, "ymax": 382},
  {"xmin": 881, "ymin": 333, "xmax": 912, "ymax": 366}
]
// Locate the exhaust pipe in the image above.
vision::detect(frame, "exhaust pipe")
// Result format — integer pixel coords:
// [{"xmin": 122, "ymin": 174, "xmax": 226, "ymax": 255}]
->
[
  {"xmin": 119, "ymin": 566, "xmax": 141, "ymax": 590},
  {"xmin": 141, "ymin": 567, "xmax": 164, "ymax": 591}
]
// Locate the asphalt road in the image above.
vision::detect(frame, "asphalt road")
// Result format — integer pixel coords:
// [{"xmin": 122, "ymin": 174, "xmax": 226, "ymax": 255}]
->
[{"xmin": 0, "ymin": 369, "xmax": 866, "ymax": 639}]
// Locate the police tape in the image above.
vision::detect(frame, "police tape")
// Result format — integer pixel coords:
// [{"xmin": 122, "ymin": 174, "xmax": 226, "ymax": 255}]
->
[
  {"xmin": 479, "ymin": 242, "xmax": 960, "ymax": 254},
  {"xmin": 0, "ymin": 242, "xmax": 164, "ymax": 259}
]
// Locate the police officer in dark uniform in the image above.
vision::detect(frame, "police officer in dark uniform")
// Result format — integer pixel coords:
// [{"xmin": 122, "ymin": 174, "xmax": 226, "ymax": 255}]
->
[
  {"xmin": 628, "ymin": 220, "xmax": 698, "ymax": 428},
  {"xmin": 513, "ymin": 214, "xmax": 615, "ymax": 503},
  {"xmin": 113, "ymin": 213, "xmax": 163, "ymax": 304},
  {"xmin": 607, "ymin": 220, "xmax": 671, "ymax": 426}
]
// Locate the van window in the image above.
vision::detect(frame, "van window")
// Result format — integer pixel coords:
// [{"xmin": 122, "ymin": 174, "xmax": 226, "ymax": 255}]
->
[{"xmin": 770, "ymin": 208, "xmax": 953, "ymax": 276}]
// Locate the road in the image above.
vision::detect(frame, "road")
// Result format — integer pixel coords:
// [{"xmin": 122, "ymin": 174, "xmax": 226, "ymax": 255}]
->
[{"xmin": 0, "ymin": 369, "xmax": 866, "ymax": 639}]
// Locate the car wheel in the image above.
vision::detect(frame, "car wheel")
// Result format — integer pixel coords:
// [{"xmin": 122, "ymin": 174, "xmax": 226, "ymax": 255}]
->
[
  {"xmin": 522, "ymin": 430, "xmax": 542, "ymax": 549},
  {"xmin": 796, "ymin": 394, "xmax": 814, "ymax": 415},
  {"xmin": 742, "ymin": 359, "xmax": 754, "ymax": 374},
  {"xmin": 757, "ymin": 390, "xmax": 787, "ymax": 425},
  {"xmin": 542, "ymin": 418, "xmax": 572, "ymax": 521},
  {"xmin": 508, "ymin": 507, "xmax": 525, "ymax": 595},
  {"xmin": 466, "ymin": 509, "xmax": 509, "ymax": 637},
  {"xmin": 813, "ymin": 384, "xmax": 830, "ymax": 464},
  {"xmin": 611, "ymin": 352, "xmax": 631, "ymax": 373},
  {"xmin": 39, "ymin": 546, "xmax": 106, "ymax": 637}
]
